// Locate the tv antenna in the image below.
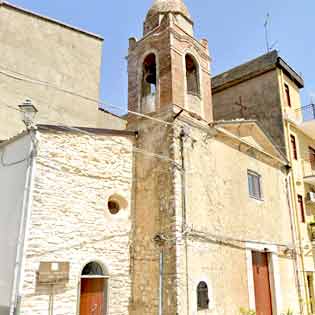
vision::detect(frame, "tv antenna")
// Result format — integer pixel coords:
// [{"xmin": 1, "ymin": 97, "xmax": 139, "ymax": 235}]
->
[{"xmin": 264, "ymin": 13, "xmax": 278, "ymax": 52}]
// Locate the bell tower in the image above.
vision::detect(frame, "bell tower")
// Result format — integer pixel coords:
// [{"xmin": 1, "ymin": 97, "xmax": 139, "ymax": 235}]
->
[{"xmin": 128, "ymin": 0, "xmax": 213, "ymax": 122}]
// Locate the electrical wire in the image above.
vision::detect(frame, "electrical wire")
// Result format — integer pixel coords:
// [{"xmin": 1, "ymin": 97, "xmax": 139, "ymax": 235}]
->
[
  {"xmin": 0, "ymin": 67, "xmax": 174, "ymax": 126},
  {"xmin": 0, "ymin": 129, "xmax": 38, "ymax": 167}
]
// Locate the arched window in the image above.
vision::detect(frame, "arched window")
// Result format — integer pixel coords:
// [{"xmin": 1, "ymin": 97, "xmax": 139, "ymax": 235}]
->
[
  {"xmin": 80, "ymin": 262, "xmax": 108, "ymax": 315},
  {"xmin": 141, "ymin": 53, "xmax": 157, "ymax": 113},
  {"xmin": 82, "ymin": 262, "xmax": 104, "ymax": 276},
  {"xmin": 185, "ymin": 54, "xmax": 199, "ymax": 95},
  {"xmin": 197, "ymin": 281, "xmax": 209, "ymax": 310}
]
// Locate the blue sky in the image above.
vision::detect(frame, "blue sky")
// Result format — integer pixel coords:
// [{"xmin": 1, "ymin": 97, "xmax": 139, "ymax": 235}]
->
[{"xmin": 9, "ymin": 0, "xmax": 315, "ymax": 115}]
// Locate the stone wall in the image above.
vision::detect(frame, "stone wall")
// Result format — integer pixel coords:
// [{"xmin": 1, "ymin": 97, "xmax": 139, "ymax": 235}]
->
[
  {"xmin": 19, "ymin": 130, "xmax": 134, "ymax": 315},
  {"xmin": 128, "ymin": 111, "xmax": 179, "ymax": 315}
]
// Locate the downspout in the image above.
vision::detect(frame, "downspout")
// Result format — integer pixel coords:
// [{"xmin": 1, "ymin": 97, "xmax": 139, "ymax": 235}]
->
[
  {"xmin": 179, "ymin": 128, "xmax": 190, "ymax": 315},
  {"xmin": 159, "ymin": 249, "xmax": 164, "ymax": 315},
  {"xmin": 279, "ymin": 68, "xmax": 309, "ymax": 314},
  {"xmin": 286, "ymin": 121, "xmax": 310, "ymax": 314},
  {"xmin": 10, "ymin": 128, "xmax": 37, "ymax": 315},
  {"xmin": 285, "ymin": 175, "xmax": 303, "ymax": 314}
]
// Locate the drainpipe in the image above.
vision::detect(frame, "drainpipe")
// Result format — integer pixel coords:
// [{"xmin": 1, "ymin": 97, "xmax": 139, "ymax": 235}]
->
[
  {"xmin": 179, "ymin": 128, "xmax": 190, "ymax": 315},
  {"xmin": 278, "ymin": 68, "xmax": 309, "ymax": 314},
  {"xmin": 285, "ymin": 175, "xmax": 303, "ymax": 315},
  {"xmin": 285, "ymin": 121, "xmax": 310, "ymax": 315},
  {"xmin": 159, "ymin": 249, "xmax": 164, "ymax": 315},
  {"xmin": 10, "ymin": 128, "xmax": 37, "ymax": 315},
  {"xmin": 154, "ymin": 234, "xmax": 166, "ymax": 315}
]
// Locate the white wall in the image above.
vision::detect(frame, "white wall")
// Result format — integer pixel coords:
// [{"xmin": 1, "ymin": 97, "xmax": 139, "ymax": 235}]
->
[{"xmin": 0, "ymin": 133, "xmax": 32, "ymax": 315}]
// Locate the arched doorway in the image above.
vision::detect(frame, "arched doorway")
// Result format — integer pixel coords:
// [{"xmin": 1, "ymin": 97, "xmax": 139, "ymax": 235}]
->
[{"xmin": 79, "ymin": 262, "xmax": 108, "ymax": 315}]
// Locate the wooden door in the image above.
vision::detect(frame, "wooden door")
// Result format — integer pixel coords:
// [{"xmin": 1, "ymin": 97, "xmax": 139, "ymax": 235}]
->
[
  {"xmin": 80, "ymin": 278, "xmax": 105, "ymax": 315},
  {"xmin": 252, "ymin": 252, "xmax": 273, "ymax": 315}
]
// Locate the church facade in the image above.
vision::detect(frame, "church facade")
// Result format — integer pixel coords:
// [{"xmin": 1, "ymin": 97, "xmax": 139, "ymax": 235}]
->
[{"xmin": 0, "ymin": 1, "xmax": 310, "ymax": 315}]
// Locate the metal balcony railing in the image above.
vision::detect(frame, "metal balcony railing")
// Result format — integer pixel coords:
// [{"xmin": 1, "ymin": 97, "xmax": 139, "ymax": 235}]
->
[
  {"xmin": 298, "ymin": 103, "xmax": 315, "ymax": 121},
  {"xmin": 302, "ymin": 158, "xmax": 315, "ymax": 185}
]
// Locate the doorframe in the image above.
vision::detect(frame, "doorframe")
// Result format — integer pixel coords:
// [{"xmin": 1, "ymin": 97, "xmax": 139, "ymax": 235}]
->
[
  {"xmin": 245, "ymin": 242, "xmax": 282, "ymax": 315},
  {"xmin": 76, "ymin": 260, "xmax": 110, "ymax": 315}
]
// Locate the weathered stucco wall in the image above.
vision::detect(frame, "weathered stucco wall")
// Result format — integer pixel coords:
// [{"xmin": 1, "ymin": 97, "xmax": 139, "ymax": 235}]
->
[
  {"xmin": 0, "ymin": 4, "xmax": 125, "ymax": 139},
  {"xmin": 127, "ymin": 110, "xmax": 300, "ymax": 315},
  {"xmin": 173, "ymin": 117, "xmax": 300, "ymax": 315},
  {"xmin": 212, "ymin": 69, "xmax": 286, "ymax": 155},
  {"xmin": 128, "ymin": 112, "xmax": 179, "ymax": 315},
  {"xmin": 19, "ymin": 130, "xmax": 134, "ymax": 315},
  {"xmin": 289, "ymin": 125, "xmax": 315, "ymax": 272}
]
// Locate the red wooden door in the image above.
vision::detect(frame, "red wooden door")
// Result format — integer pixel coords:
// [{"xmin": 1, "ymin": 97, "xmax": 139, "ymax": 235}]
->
[
  {"xmin": 80, "ymin": 278, "xmax": 105, "ymax": 315},
  {"xmin": 252, "ymin": 252, "xmax": 273, "ymax": 315}
]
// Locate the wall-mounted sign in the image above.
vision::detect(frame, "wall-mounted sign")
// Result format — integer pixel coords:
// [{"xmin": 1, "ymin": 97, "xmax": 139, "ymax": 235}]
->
[{"xmin": 38, "ymin": 262, "xmax": 70, "ymax": 284}]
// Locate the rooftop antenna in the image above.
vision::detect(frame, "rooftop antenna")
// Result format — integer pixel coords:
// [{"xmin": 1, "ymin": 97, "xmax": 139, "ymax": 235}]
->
[
  {"xmin": 264, "ymin": 13, "xmax": 271, "ymax": 52},
  {"xmin": 264, "ymin": 13, "xmax": 278, "ymax": 52}
]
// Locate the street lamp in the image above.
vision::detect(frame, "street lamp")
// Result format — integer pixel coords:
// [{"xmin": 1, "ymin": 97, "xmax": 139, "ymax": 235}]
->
[{"xmin": 18, "ymin": 99, "xmax": 38, "ymax": 128}]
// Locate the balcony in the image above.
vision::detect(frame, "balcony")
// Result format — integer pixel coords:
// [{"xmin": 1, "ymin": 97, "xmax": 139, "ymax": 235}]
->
[
  {"xmin": 298, "ymin": 104, "xmax": 315, "ymax": 139},
  {"xmin": 302, "ymin": 158, "xmax": 315, "ymax": 185}
]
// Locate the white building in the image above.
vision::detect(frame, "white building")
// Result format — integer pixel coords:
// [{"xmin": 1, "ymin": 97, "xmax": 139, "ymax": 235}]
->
[{"xmin": 0, "ymin": 126, "xmax": 135, "ymax": 315}]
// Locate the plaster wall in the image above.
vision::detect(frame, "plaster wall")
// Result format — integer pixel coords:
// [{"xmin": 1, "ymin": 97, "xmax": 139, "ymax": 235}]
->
[
  {"xmin": 0, "ymin": 134, "xmax": 32, "ymax": 315},
  {"xmin": 289, "ymin": 125, "xmax": 315, "ymax": 260},
  {"xmin": 0, "ymin": 4, "xmax": 125, "ymax": 139},
  {"xmin": 280, "ymin": 73, "xmax": 304, "ymax": 123},
  {"xmin": 212, "ymin": 70, "xmax": 286, "ymax": 155},
  {"xmin": 174, "ymin": 120, "xmax": 300, "ymax": 315},
  {"xmin": 19, "ymin": 131, "xmax": 134, "ymax": 315}
]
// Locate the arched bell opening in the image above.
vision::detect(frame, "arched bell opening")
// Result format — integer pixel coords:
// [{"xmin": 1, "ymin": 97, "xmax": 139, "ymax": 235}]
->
[
  {"xmin": 185, "ymin": 54, "xmax": 200, "ymax": 96},
  {"xmin": 141, "ymin": 53, "xmax": 157, "ymax": 114}
]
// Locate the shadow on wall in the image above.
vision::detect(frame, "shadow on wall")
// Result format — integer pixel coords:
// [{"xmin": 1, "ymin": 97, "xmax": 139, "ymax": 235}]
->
[
  {"xmin": 35, "ymin": 273, "xmax": 68, "ymax": 295},
  {"xmin": 0, "ymin": 305, "xmax": 10, "ymax": 315}
]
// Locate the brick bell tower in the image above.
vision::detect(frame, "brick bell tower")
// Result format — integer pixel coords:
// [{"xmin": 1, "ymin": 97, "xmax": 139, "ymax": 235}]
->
[
  {"xmin": 128, "ymin": 2, "xmax": 213, "ymax": 314},
  {"xmin": 128, "ymin": 0, "xmax": 213, "ymax": 122}
]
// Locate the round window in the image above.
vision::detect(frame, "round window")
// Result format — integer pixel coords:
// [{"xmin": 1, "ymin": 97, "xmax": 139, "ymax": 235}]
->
[{"xmin": 108, "ymin": 200, "xmax": 120, "ymax": 214}]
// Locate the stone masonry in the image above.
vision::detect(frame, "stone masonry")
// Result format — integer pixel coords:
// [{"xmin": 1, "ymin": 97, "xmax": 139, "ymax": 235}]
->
[{"xmin": 19, "ymin": 129, "xmax": 135, "ymax": 315}]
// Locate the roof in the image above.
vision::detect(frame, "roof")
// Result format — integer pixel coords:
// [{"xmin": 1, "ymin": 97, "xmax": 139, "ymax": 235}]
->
[
  {"xmin": 37, "ymin": 125, "xmax": 136, "ymax": 137},
  {"xmin": 213, "ymin": 119, "xmax": 288, "ymax": 164},
  {"xmin": 0, "ymin": 1, "xmax": 103, "ymax": 41},
  {"xmin": 0, "ymin": 129, "xmax": 29, "ymax": 149},
  {"xmin": 146, "ymin": 0, "xmax": 191, "ymax": 21},
  {"xmin": 212, "ymin": 50, "xmax": 304, "ymax": 92}
]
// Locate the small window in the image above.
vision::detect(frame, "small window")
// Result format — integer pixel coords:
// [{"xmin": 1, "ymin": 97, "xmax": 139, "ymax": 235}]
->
[
  {"xmin": 298, "ymin": 195, "xmax": 305, "ymax": 223},
  {"xmin": 285, "ymin": 84, "xmax": 291, "ymax": 107},
  {"xmin": 197, "ymin": 282, "xmax": 209, "ymax": 310},
  {"xmin": 248, "ymin": 171, "xmax": 263, "ymax": 200},
  {"xmin": 290, "ymin": 135, "xmax": 298, "ymax": 160},
  {"xmin": 185, "ymin": 54, "xmax": 199, "ymax": 96}
]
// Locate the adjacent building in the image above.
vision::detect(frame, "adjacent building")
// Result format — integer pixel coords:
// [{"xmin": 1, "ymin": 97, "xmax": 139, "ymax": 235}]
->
[
  {"xmin": 212, "ymin": 50, "xmax": 315, "ymax": 314},
  {"xmin": 0, "ymin": 1, "xmax": 125, "ymax": 139},
  {"xmin": 0, "ymin": 126, "xmax": 135, "ymax": 315}
]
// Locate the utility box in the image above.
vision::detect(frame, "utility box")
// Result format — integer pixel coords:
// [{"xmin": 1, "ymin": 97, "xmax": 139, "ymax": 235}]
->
[{"xmin": 38, "ymin": 262, "xmax": 70, "ymax": 284}]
